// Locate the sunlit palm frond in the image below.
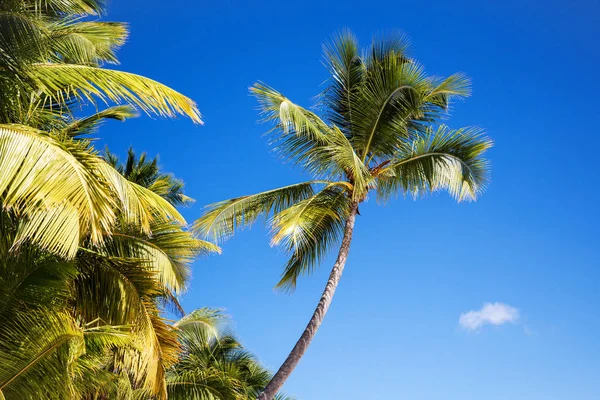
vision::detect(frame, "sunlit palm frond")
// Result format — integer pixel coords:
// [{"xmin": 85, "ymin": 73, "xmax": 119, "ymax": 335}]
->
[
  {"xmin": 27, "ymin": 63, "xmax": 202, "ymax": 123},
  {"xmin": 98, "ymin": 159, "xmax": 186, "ymax": 233},
  {"xmin": 350, "ymin": 56, "xmax": 432, "ymax": 163},
  {"xmin": 61, "ymin": 105, "xmax": 138, "ymax": 138},
  {"xmin": 28, "ymin": 0, "xmax": 105, "ymax": 16},
  {"xmin": 104, "ymin": 146, "xmax": 195, "ymax": 207},
  {"xmin": 194, "ymin": 181, "xmax": 319, "ymax": 242},
  {"xmin": 46, "ymin": 19, "xmax": 128, "ymax": 65},
  {"xmin": 270, "ymin": 184, "xmax": 351, "ymax": 290},
  {"xmin": 74, "ymin": 252, "xmax": 177, "ymax": 398},
  {"xmin": 0, "ymin": 11, "xmax": 45, "ymax": 72},
  {"xmin": 321, "ymin": 29, "xmax": 365, "ymax": 134},
  {"xmin": 169, "ymin": 309, "xmax": 284, "ymax": 400},
  {"xmin": 103, "ymin": 220, "xmax": 220, "ymax": 294},
  {"xmin": 0, "ymin": 124, "xmax": 116, "ymax": 257},
  {"xmin": 174, "ymin": 308, "xmax": 225, "ymax": 340},
  {"xmin": 252, "ymin": 83, "xmax": 371, "ymax": 198},
  {"xmin": 375, "ymin": 125, "xmax": 492, "ymax": 202}
]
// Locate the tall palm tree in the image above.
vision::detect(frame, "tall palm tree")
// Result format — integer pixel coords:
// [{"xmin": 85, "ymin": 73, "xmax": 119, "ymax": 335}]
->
[{"xmin": 195, "ymin": 31, "xmax": 493, "ymax": 399}]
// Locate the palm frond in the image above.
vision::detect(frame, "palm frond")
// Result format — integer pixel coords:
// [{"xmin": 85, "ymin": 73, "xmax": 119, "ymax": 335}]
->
[
  {"xmin": 46, "ymin": 19, "xmax": 128, "ymax": 65},
  {"xmin": 27, "ymin": 63, "xmax": 202, "ymax": 123},
  {"xmin": 252, "ymin": 83, "xmax": 371, "ymax": 199},
  {"xmin": 60, "ymin": 105, "xmax": 138, "ymax": 138},
  {"xmin": 270, "ymin": 184, "xmax": 351, "ymax": 289},
  {"xmin": 74, "ymin": 252, "xmax": 177, "ymax": 398},
  {"xmin": 0, "ymin": 311, "xmax": 84, "ymax": 400},
  {"xmin": 29, "ymin": 0, "xmax": 105, "ymax": 16},
  {"xmin": 0, "ymin": 124, "xmax": 116, "ymax": 257},
  {"xmin": 103, "ymin": 220, "xmax": 220, "ymax": 294},
  {"xmin": 321, "ymin": 29, "xmax": 365, "ymax": 135},
  {"xmin": 98, "ymin": 159, "xmax": 186, "ymax": 233},
  {"xmin": 194, "ymin": 181, "xmax": 319, "ymax": 242},
  {"xmin": 375, "ymin": 125, "xmax": 492, "ymax": 202}
]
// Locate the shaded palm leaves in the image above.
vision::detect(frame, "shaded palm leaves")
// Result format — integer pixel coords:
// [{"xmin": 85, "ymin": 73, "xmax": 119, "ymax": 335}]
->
[
  {"xmin": 167, "ymin": 309, "xmax": 294, "ymax": 400},
  {"xmin": 195, "ymin": 31, "xmax": 492, "ymax": 290}
]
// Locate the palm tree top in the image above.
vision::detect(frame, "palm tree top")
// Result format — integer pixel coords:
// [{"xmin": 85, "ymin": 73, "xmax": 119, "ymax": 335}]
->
[
  {"xmin": 105, "ymin": 146, "xmax": 194, "ymax": 207},
  {"xmin": 195, "ymin": 30, "xmax": 492, "ymax": 290}
]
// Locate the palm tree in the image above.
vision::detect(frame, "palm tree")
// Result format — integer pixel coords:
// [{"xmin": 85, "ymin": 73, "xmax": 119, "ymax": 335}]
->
[
  {"xmin": 0, "ymin": 0, "xmax": 202, "ymax": 258},
  {"xmin": 105, "ymin": 146, "xmax": 194, "ymax": 207},
  {"xmin": 0, "ymin": 140, "xmax": 219, "ymax": 399},
  {"xmin": 0, "ymin": 1, "xmax": 215, "ymax": 398},
  {"xmin": 195, "ymin": 31, "xmax": 493, "ymax": 399},
  {"xmin": 167, "ymin": 309, "xmax": 294, "ymax": 400}
]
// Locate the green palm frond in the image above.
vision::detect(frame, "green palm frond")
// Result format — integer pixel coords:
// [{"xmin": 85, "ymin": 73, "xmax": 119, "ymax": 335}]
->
[
  {"xmin": 27, "ymin": 63, "xmax": 202, "ymax": 123},
  {"xmin": 252, "ymin": 83, "xmax": 371, "ymax": 199},
  {"xmin": 270, "ymin": 184, "xmax": 351, "ymax": 289},
  {"xmin": 46, "ymin": 19, "xmax": 128, "ymax": 65},
  {"xmin": 375, "ymin": 125, "xmax": 492, "ymax": 202},
  {"xmin": 321, "ymin": 29, "xmax": 365, "ymax": 135},
  {"xmin": 103, "ymin": 220, "xmax": 220, "ymax": 294},
  {"xmin": 106, "ymin": 147, "xmax": 194, "ymax": 207},
  {"xmin": 98, "ymin": 159, "xmax": 186, "ymax": 232},
  {"xmin": 28, "ymin": 0, "xmax": 105, "ymax": 16},
  {"xmin": 74, "ymin": 252, "xmax": 178, "ymax": 398},
  {"xmin": 0, "ymin": 124, "xmax": 116, "ymax": 257},
  {"xmin": 169, "ymin": 309, "xmax": 290, "ymax": 400},
  {"xmin": 0, "ymin": 311, "xmax": 84, "ymax": 400},
  {"xmin": 194, "ymin": 181, "xmax": 319, "ymax": 242},
  {"xmin": 61, "ymin": 105, "xmax": 138, "ymax": 138}
]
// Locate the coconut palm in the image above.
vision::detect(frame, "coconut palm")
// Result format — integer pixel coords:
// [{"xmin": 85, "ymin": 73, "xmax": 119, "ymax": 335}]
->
[
  {"xmin": 0, "ymin": 0, "xmax": 202, "ymax": 259},
  {"xmin": 167, "ymin": 309, "xmax": 294, "ymax": 400},
  {"xmin": 105, "ymin": 146, "xmax": 194, "ymax": 207},
  {"xmin": 0, "ymin": 1, "xmax": 214, "ymax": 398},
  {"xmin": 195, "ymin": 31, "xmax": 493, "ymax": 399},
  {"xmin": 0, "ymin": 140, "xmax": 219, "ymax": 399}
]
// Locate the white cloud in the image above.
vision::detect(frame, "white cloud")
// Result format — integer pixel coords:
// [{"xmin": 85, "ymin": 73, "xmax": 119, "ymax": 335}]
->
[{"xmin": 459, "ymin": 302, "xmax": 520, "ymax": 331}]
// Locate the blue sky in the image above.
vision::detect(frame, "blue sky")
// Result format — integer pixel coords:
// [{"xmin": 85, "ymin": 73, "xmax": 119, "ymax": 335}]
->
[{"xmin": 99, "ymin": 0, "xmax": 599, "ymax": 398}]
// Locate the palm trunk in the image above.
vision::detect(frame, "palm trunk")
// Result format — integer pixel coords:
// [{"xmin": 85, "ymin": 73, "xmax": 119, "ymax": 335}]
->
[{"xmin": 257, "ymin": 201, "xmax": 359, "ymax": 400}]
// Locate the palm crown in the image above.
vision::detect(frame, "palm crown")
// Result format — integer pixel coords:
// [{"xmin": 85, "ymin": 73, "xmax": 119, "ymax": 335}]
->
[{"xmin": 195, "ymin": 31, "xmax": 492, "ymax": 290}]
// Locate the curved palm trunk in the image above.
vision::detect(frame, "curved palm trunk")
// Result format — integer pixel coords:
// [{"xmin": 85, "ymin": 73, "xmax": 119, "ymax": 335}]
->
[{"xmin": 258, "ymin": 201, "xmax": 359, "ymax": 400}]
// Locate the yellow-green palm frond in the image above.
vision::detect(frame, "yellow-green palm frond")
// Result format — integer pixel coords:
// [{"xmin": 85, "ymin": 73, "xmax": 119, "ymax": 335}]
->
[
  {"xmin": 27, "ymin": 63, "xmax": 202, "ymax": 123},
  {"xmin": 251, "ymin": 83, "xmax": 371, "ymax": 199},
  {"xmin": 46, "ymin": 19, "xmax": 128, "ymax": 65},
  {"xmin": 103, "ymin": 220, "xmax": 220, "ymax": 294},
  {"xmin": 60, "ymin": 105, "xmax": 138, "ymax": 138},
  {"xmin": 0, "ymin": 310, "xmax": 85, "ymax": 400},
  {"xmin": 375, "ymin": 125, "xmax": 492, "ymax": 202},
  {"xmin": 98, "ymin": 159, "xmax": 186, "ymax": 232},
  {"xmin": 270, "ymin": 184, "xmax": 352, "ymax": 290},
  {"xmin": 28, "ymin": 0, "xmax": 105, "ymax": 17},
  {"xmin": 0, "ymin": 124, "xmax": 116, "ymax": 257},
  {"xmin": 194, "ymin": 181, "xmax": 319, "ymax": 242},
  {"xmin": 321, "ymin": 29, "xmax": 365, "ymax": 135},
  {"xmin": 74, "ymin": 253, "xmax": 177, "ymax": 399}
]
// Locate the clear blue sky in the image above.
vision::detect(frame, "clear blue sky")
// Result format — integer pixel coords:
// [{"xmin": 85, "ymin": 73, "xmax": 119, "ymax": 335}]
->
[{"xmin": 100, "ymin": 1, "xmax": 600, "ymax": 398}]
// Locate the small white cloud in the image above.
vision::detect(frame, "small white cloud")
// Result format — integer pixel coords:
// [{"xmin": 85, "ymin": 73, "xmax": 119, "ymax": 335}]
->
[{"xmin": 459, "ymin": 302, "xmax": 520, "ymax": 331}]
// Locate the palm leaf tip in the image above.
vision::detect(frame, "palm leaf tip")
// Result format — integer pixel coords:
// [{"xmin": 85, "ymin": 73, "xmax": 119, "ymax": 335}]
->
[
  {"xmin": 28, "ymin": 64, "xmax": 203, "ymax": 124},
  {"xmin": 376, "ymin": 125, "xmax": 492, "ymax": 203}
]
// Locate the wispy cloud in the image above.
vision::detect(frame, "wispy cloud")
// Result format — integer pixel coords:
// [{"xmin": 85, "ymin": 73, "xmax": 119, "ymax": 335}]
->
[{"xmin": 459, "ymin": 302, "xmax": 520, "ymax": 331}]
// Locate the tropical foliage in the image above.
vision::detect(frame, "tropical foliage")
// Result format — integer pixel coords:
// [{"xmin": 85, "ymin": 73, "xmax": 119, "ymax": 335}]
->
[
  {"xmin": 195, "ymin": 30, "xmax": 492, "ymax": 399},
  {"xmin": 0, "ymin": 1, "xmax": 229, "ymax": 399},
  {"xmin": 167, "ymin": 309, "xmax": 293, "ymax": 400}
]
